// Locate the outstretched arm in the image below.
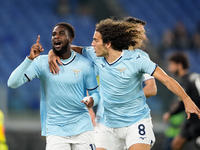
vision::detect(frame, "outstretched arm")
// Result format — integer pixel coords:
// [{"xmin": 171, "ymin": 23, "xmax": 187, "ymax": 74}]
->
[{"xmin": 153, "ymin": 66, "xmax": 200, "ymax": 119}]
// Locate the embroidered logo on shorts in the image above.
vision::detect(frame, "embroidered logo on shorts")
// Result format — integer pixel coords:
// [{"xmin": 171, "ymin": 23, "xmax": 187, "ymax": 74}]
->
[
  {"xmin": 72, "ymin": 69, "xmax": 82, "ymax": 78},
  {"xmin": 140, "ymin": 137, "xmax": 147, "ymax": 140}
]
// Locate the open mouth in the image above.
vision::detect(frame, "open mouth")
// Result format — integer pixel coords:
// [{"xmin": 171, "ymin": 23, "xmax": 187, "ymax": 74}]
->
[{"xmin": 54, "ymin": 41, "xmax": 62, "ymax": 48}]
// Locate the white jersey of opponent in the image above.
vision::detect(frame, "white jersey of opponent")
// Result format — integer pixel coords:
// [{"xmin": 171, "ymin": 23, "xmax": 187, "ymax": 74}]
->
[
  {"xmin": 82, "ymin": 47, "xmax": 157, "ymax": 128},
  {"xmin": 7, "ymin": 50, "xmax": 99, "ymax": 136}
]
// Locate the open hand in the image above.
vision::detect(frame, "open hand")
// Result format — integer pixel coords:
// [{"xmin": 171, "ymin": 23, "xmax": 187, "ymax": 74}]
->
[{"xmin": 184, "ymin": 97, "xmax": 200, "ymax": 119}]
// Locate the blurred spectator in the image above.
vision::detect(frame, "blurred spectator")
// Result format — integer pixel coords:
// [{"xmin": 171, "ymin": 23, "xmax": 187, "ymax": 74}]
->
[
  {"xmin": 77, "ymin": 0, "xmax": 93, "ymax": 16},
  {"xmin": 56, "ymin": 0, "xmax": 93, "ymax": 16},
  {"xmin": 158, "ymin": 21, "xmax": 191, "ymax": 58},
  {"xmin": 158, "ymin": 29, "xmax": 175, "ymax": 58},
  {"xmin": 173, "ymin": 21, "xmax": 191, "ymax": 50},
  {"xmin": 57, "ymin": 0, "xmax": 69, "ymax": 15},
  {"xmin": 162, "ymin": 100, "xmax": 185, "ymax": 150},
  {"xmin": 161, "ymin": 29, "xmax": 175, "ymax": 50},
  {"xmin": 191, "ymin": 32, "xmax": 200, "ymax": 51},
  {"xmin": 163, "ymin": 52, "xmax": 200, "ymax": 150},
  {"xmin": 191, "ymin": 22, "xmax": 200, "ymax": 51}
]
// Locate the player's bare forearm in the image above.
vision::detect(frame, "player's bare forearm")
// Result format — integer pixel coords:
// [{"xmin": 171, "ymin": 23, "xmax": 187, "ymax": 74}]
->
[
  {"xmin": 153, "ymin": 67, "xmax": 200, "ymax": 119},
  {"xmin": 48, "ymin": 49, "xmax": 62, "ymax": 74},
  {"xmin": 71, "ymin": 45, "xmax": 83, "ymax": 54},
  {"xmin": 143, "ymin": 79, "xmax": 157, "ymax": 98}
]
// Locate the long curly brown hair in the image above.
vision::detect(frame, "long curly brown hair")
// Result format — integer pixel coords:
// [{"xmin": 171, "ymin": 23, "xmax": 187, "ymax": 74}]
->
[
  {"xmin": 123, "ymin": 16, "xmax": 149, "ymax": 50},
  {"xmin": 95, "ymin": 18, "xmax": 143, "ymax": 51}
]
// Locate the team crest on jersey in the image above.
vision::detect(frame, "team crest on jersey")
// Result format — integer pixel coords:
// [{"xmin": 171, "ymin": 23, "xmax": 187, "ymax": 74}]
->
[
  {"xmin": 72, "ymin": 69, "xmax": 82, "ymax": 78},
  {"xmin": 116, "ymin": 67, "xmax": 127, "ymax": 75}
]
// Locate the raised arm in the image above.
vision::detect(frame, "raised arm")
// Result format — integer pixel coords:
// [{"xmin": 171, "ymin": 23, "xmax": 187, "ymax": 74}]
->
[
  {"xmin": 153, "ymin": 66, "xmax": 200, "ymax": 119},
  {"xmin": 7, "ymin": 35, "xmax": 44, "ymax": 88},
  {"xmin": 28, "ymin": 35, "xmax": 44, "ymax": 60}
]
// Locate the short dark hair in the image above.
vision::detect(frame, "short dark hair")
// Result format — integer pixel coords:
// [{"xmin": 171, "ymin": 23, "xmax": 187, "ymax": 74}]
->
[
  {"xmin": 123, "ymin": 16, "xmax": 146, "ymax": 26},
  {"xmin": 53, "ymin": 22, "xmax": 75, "ymax": 39},
  {"xmin": 168, "ymin": 52, "xmax": 190, "ymax": 69}
]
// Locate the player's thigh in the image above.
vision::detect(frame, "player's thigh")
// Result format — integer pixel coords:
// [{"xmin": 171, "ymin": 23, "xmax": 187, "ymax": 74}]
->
[
  {"xmin": 72, "ymin": 131, "xmax": 96, "ymax": 150},
  {"xmin": 129, "ymin": 143, "xmax": 151, "ymax": 150},
  {"xmin": 109, "ymin": 135, "xmax": 125, "ymax": 150},
  {"xmin": 46, "ymin": 135, "xmax": 71, "ymax": 150},
  {"xmin": 95, "ymin": 123, "xmax": 110, "ymax": 150},
  {"xmin": 126, "ymin": 118, "xmax": 155, "ymax": 149},
  {"xmin": 96, "ymin": 123, "xmax": 126, "ymax": 150}
]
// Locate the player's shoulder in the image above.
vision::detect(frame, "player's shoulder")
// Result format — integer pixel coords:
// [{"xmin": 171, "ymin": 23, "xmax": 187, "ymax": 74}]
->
[
  {"xmin": 135, "ymin": 49, "xmax": 150, "ymax": 59},
  {"xmin": 32, "ymin": 55, "xmax": 48, "ymax": 63},
  {"xmin": 75, "ymin": 52, "xmax": 93, "ymax": 65},
  {"xmin": 123, "ymin": 50, "xmax": 143, "ymax": 60},
  {"xmin": 82, "ymin": 46, "xmax": 95, "ymax": 52}
]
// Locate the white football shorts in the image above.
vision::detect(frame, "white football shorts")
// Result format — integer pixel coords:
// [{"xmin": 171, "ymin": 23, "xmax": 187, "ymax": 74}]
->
[
  {"xmin": 46, "ymin": 131, "xmax": 96, "ymax": 150},
  {"xmin": 95, "ymin": 118, "xmax": 155, "ymax": 150}
]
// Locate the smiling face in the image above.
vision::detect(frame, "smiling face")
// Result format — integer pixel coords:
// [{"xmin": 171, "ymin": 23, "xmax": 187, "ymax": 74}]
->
[
  {"xmin": 91, "ymin": 31, "xmax": 109, "ymax": 57},
  {"xmin": 52, "ymin": 25, "xmax": 71, "ymax": 57}
]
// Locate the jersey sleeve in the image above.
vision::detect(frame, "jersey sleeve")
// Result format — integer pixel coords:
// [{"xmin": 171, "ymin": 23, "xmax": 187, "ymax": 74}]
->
[
  {"xmin": 7, "ymin": 56, "xmax": 42, "ymax": 88},
  {"xmin": 134, "ymin": 54, "xmax": 157, "ymax": 75},
  {"xmin": 135, "ymin": 49, "xmax": 150, "ymax": 59},
  {"xmin": 143, "ymin": 73, "xmax": 155, "ymax": 82},
  {"xmin": 24, "ymin": 56, "xmax": 42, "ymax": 80},
  {"xmin": 85, "ymin": 61, "xmax": 100, "ymax": 106},
  {"xmin": 82, "ymin": 46, "xmax": 97, "ymax": 62}
]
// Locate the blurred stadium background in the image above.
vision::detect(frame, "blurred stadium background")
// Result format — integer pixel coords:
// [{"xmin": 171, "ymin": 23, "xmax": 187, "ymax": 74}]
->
[{"xmin": 0, "ymin": 0, "xmax": 200, "ymax": 149}]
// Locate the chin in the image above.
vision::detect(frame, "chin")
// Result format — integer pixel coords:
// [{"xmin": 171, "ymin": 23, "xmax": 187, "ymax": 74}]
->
[{"xmin": 96, "ymin": 53, "xmax": 101, "ymax": 57}]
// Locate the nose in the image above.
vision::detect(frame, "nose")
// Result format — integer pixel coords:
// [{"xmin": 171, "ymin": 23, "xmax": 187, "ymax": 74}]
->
[
  {"xmin": 91, "ymin": 40, "xmax": 94, "ymax": 46},
  {"xmin": 55, "ymin": 34, "xmax": 60, "ymax": 38}
]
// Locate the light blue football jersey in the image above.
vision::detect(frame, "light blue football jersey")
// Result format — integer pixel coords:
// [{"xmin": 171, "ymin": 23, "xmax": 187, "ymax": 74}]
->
[
  {"xmin": 7, "ymin": 50, "xmax": 99, "ymax": 136},
  {"xmin": 82, "ymin": 47, "xmax": 157, "ymax": 128},
  {"xmin": 135, "ymin": 49, "xmax": 155, "ymax": 81}
]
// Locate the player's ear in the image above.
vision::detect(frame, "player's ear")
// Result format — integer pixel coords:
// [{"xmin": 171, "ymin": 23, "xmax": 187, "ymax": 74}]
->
[
  {"xmin": 105, "ymin": 42, "xmax": 111, "ymax": 48},
  {"xmin": 69, "ymin": 37, "xmax": 73, "ymax": 43}
]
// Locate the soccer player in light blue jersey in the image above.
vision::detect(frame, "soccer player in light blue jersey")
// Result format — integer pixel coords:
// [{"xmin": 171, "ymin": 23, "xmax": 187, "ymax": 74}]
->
[
  {"xmin": 48, "ymin": 17, "xmax": 157, "ymax": 128},
  {"xmin": 7, "ymin": 22, "xmax": 100, "ymax": 150},
  {"xmin": 48, "ymin": 19, "xmax": 200, "ymax": 150},
  {"xmin": 90, "ymin": 18, "xmax": 200, "ymax": 150}
]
